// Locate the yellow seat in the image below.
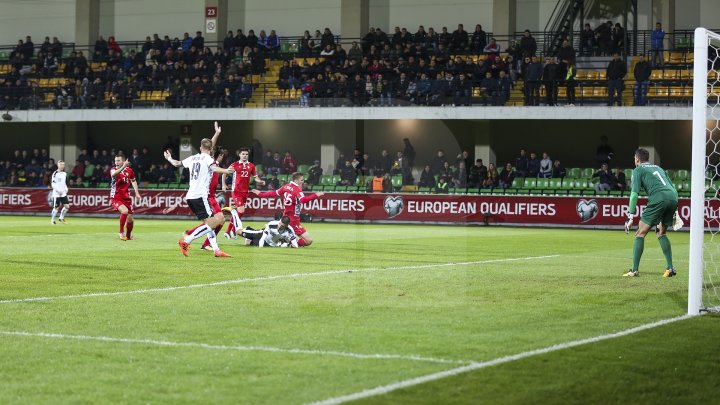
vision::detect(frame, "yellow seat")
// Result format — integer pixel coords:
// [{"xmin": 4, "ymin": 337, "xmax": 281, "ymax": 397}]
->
[
  {"xmin": 683, "ymin": 86, "xmax": 693, "ymax": 96},
  {"xmin": 596, "ymin": 71, "xmax": 607, "ymax": 80},
  {"xmin": 585, "ymin": 71, "xmax": 597, "ymax": 80},
  {"xmin": 593, "ymin": 86, "xmax": 607, "ymax": 97},
  {"xmin": 669, "ymin": 52, "xmax": 684, "ymax": 64},
  {"xmin": 575, "ymin": 70, "xmax": 587, "ymax": 79},
  {"xmin": 581, "ymin": 86, "xmax": 594, "ymax": 97},
  {"xmin": 655, "ymin": 87, "xmax": 669, "ymax": 97},
  {"xmin": 650, "ymin": 70, "xmax": 663, "ymax": 80},
  {"xmin": 149, "ymin": 91, "xmax": 164, "ymax": 101},
  {"xmin": 663, "ymin": 70, "xmax": 679, "ymax": 80},
  {"xmin": 669, "ymin": 86, "xmax": 684, "ymax": 97}
]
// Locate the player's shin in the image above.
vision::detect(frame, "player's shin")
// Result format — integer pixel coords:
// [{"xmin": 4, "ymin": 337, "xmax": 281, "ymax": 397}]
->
[
  {"xmin": 207, "ymin": 230, "xmax": 220, "ymax": 251},
  {"xmin": 119, "ymin": 213, "xmax": 127, "ymax": 234},
  {"xmin": 231, "ymin": 209, "xmax": 242, "ymax": 230},
  {"xmin": 632, "ymin": 236, "xmax": 645, "ymax": 272},
  {"xmin": 658, "ymin": 235, "xmax": 674, "ymax": 269},
  {"xmin": 51, "ymin": 208, "xmax": 58, "ymax": 222},
  {"xmin": 184, "ymin": 224, "xmax": 211, "ymax": 243},
  {"xmin": 59, "ymin": 207, "xmax": 68, "ymax": 220},
  {"xmin": 126, "ymin": 220, "xmax": 134, "ymax": 239}
]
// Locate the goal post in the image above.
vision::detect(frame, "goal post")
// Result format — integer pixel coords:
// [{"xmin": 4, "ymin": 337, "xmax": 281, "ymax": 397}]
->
[{"xmin": 689, "ymin": 28, "xmax": 720, "ymax": 315}]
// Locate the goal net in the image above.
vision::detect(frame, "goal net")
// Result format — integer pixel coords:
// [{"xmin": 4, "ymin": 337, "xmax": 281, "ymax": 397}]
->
[{"xmin": 690, "ymin": 28, "xmax": 720, "ymax": 314}]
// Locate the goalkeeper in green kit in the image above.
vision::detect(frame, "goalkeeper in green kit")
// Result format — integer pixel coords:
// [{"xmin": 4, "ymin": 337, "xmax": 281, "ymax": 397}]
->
[{"xmin": 623, "ymin": 148, "xmax": 682, "ymax": 277}]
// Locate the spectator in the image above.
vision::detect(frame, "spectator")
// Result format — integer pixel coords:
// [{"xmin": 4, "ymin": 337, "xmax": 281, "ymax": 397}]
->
[
  {"xmin": 524, "ymin": 55, "xmax": 543, "ymax": 106},
  {"xmin": 307, "ymin": 160, "xmax": 323, "ymax": 185},
  {"xmin": 418, "ymin": 165, "xmax": 436, "ymax": 188},
  {"xmin": 595, "ymin": 135, "xmax": 614, "ymax": 166},
  {"xmin": 527, "ymin": 152, "xmax": 540, "ymax": 178},
  {"xmin": 470, "ymin": 24, "xmax": 487, "ymax": 53},
  {"xmin": 593, "ymin": 162, "xmax": 615, "ymax": 192},
  {"xmin": 479, "ymin": 71, "xmax": 498, "ymax": 106},
  {"xmin": 612, "ymin": 23, "xmax": 625, "ymax": 54},
  {"xmin": 542, "ymin": 57, "xmax": 561, "ymax": 106},
  {"xmin": 450, "ymin": 24, "xmax": 468, "ymax": 52},
  {"xmin": 431, "ymin": 149, "xmax": 448, "ymax": 176},
  {"xmin": 435, "ymin": 175, "xmax": 449, "ymax": 194},
  {"xmin": 552, "ymin": 159, "xmax": 566, "ymax": 179},
  {"xmin": 498, "ymin": 163, "xmax": 516, "ymax": 189},
  {"xmin": 651, "ymin": 22, "xmax": 666, "ymax": 67},
  {"xmin": 539, "ymin": 153, "xmax": 553, "ymax": 178},
  {"xmin": 337, "ymin": 160, "xmax": 357, "ymax": 186},
  {"xmin": 376, "ymin": 149, "xmax": 392, "ymax": 175},
  {"xmin": 483, "ymin": 37, "xmax": 501, "ymax": 54},
  {"xmin": 613, "ymin": 166, "xmax": 627, "ymax": 191},
  {"xmin": 515, "ymin": 149, "xmax": 529, "ymax": 178},
  {"xmin": 557, "ymin": 39, "xmax": 576, "ymax": 64},
  {"xmin": 158, "ymin": 162, "xmax": 176, "ymax": 183},
  {"xmin": 565, "ymin": 62, "xmax": 576, "ymax": 106},
  {"xmin": 468, "ymin": 159, "xmax": 488, "ymax": 187},
  {"xmin": 520, "ymin": 30, "xmax": 537, "ymax": 57},
  {"xmin": 580, "ymin": 23, "xmax": 595, "ymax": 56},
  {"xmin": 497, "ymin": 70, "xmax": 512, "ymax": 105},
  {"xmin": 382, "ymin": 172, "xmax": 393, "ymax": 193},
  {"xmin": 281, "ymin": 151, "xmax": 297, "ymax": 174},
  {"xmin": 267, "ymin": 172, "xmax": 281, "ymax": 190},
  {"xmin": 606, "ymin": 52, "xmax": 626, "ymax": 106},
  {"xmin": 452, "ymin": 161, "xmax": 468, "ymax": 188},
  {"xmin": 633, "ymin": 54, "xmax": 651, "ymax": 106},
  {"xmin": 453, "ymin": 73, "xmax": 472, "ymax": 106}
]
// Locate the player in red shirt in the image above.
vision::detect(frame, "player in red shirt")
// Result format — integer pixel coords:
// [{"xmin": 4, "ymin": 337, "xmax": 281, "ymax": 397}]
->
[
  {"xmin": 252, "ymin": 172, "xmax": 324, "ymax": 246},
  {"xmin": 110, "ymin": 154, "xmax": 141, "ymax": 240},
  {"xmin": 222, "ymin": 147, "xmax": 264, "ymax": 239}
]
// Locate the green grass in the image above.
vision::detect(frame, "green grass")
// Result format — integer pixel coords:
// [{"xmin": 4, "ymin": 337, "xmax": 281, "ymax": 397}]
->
[{"xmin": 0, "ymin": 216, "xmax": 718, "ymax": 404}]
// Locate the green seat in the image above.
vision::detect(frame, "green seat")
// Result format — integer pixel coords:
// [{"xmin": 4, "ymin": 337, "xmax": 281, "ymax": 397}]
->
[
  {"xmin": 523, "ymin": 178, "xmax": 537, "ymax": 188},
  {"xmin": 664, "ymin": 169, "xmax": 676, "ymax": 181},
  {"xmin": 559, "ymin": 178, "xmax": 574, "ymax": 189},
  {"xmin": 623, "ymin": 169, "xmax": 633, "ymax": 179},
  {"xmin": 510, "ymin": 178, "xmax": 524, "ymax": 188},
  {"xmin": 98, "ymin": 182, "xmax": 109, "ymax": 188},
  {"xmin": 254, "ymin": 164, "xmax": 263, "ymax": 174},
  {"xmin": 581, "ymin": 168, "xmax": 595, "ymax": 178},
  {"xmin": 278, "ymin": 173, "xmax": 289, "ymax": 183},
  {"xmin": 320, "ymin": 175, "xmax": 334, "ymax": 186},
  {"xmin": 567, "ymin": 168, "xmax": 581, "ymax": 178},
  {"xmin": 391, "ymin": 175, "xmax": 402, "ymax": 188},
  {"xmin": 418, "ymin": 186, "xmax": 432, "ymax": 194},
  {"xmin": 675, "ymin": 169, "xmax": 689, "ymax": 181},
  {"xmin": 609, "ymin": 190, "xmax": 624, "ymax": 196},
  {"xmin": 0, "ymin": 52, "xmax": 8, "ymax": 61},
  {"xmin": 297, "ymin": 164, "xmax": 310, "ymax": 174},
  {"xmin": 547, "ymin": 178, "xmax": 564, "ymax": 194},
  {"xmin": 535, "ymin": 178, "xmax": 549, "ymax": 189}
]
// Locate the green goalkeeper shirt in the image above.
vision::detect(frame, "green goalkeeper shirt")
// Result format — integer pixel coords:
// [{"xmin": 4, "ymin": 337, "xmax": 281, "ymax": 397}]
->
[{"xmin": 630, "ymin": 163, "xmax": 678, "ymax": 205}]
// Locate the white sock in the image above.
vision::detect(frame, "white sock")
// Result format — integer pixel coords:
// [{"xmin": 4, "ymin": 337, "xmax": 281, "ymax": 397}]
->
[
  {"xmin": 59, "ymin": 207, "xmax": 68, "ymax": 220},
  {"xmin": 207, "ymin": 231, "xmax": 219, "ymax": 251},
  {"xmin": 51, "ymin": 208, "xmax": 57, "ymax": 222},
  {"xmin": 231, "ymin": 210, "xmax": 242, "ymax": 231},
  {"xmin": 184, "ymin": 224, "xmax": 211, "ymax": 244}
]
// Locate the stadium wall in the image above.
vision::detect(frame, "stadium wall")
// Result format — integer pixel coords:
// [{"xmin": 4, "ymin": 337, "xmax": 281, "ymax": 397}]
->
[{"xmin": 1, "ymin": 117, "xmax": 692, "ymax": 171}]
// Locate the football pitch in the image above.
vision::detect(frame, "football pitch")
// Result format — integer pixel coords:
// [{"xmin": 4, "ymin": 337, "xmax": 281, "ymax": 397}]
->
[{"xmin": 1, "ymin": 216, "xmax": 718, "ymax": 404}]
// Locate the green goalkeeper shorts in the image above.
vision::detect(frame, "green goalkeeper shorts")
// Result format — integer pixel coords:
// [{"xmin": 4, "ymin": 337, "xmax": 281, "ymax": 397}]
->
[{"xmin": 641, "ymin": 198, "xmax": 678, "ymax": 228}]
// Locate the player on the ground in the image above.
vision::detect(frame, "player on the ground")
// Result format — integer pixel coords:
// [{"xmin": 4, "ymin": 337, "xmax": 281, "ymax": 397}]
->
[
  {"xmin": 222, "ymin": 147, "xmax": 265, "ymax": 239},
  {"xmin": 50, "ymin": 160, "xmax": 70, "ymax": 224},
  {"xmin": 240, "ymin": 215, "xmax": 299, "ymax": 247},
  {"xmin": 251, "ymin": 172, "xmax": 324, "ymax": 246},
  {"xmin": 164, "ymin": 124, "xmax": 234, "ymax": 257},
  {"xmin": 623, "ymin": 148, "xmax": 679, "ymax": 277},
  {"xmin": 110, "ymin": 154, "xmax": 141, "ymax": 240},
  {"xmin": 199, "ymin": 148, "xmax": 227, "ymax": 251}
]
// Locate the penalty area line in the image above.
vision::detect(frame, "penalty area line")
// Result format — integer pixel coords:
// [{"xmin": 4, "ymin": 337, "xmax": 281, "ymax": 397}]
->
[
  {"xmin": 307, "ymin": 314, "xmax": 694, "ymax": 405},
  {"xmin": 0, "ymin": 255, "xmax": 559, "ymax": 304},
  {"xmin": 0, "ymin": 330, "xmax": 469, "ymax": 365}
]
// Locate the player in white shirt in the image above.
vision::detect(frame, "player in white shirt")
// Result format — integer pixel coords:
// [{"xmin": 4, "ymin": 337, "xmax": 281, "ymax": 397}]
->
[
  {"xmin": 164, "ymin": 122, "xmax": 235, "ymax": 257},
  {"xmin": 50, "ymin": 160, "xmax": 70, "ymax": 224},
  {"xmin": 240, "ymin": 216, "xmax": 299, "ymax": 248}
]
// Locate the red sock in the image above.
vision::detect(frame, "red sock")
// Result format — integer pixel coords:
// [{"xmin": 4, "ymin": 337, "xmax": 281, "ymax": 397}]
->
[
  {"xmin": 119, "ymin": 213, "xmax": 127, "ymax": 233},
  {"xmin": 126, "ymin": 221, "xmax": 134, "ymax": 238},
  {"xmin": 297, "ymin": 239, "xmax": 307, "ymax": 247}
]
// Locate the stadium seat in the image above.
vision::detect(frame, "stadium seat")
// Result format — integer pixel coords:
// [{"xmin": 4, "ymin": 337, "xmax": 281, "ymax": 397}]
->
[
  {"xmin": 675, "ymin": 169, "xmax": 689, "ymax": 181},
  {"xmin": 547, "ymin": 178, "xmax": 565, "ymax": 195},
  {"xmin": 510, "ymin": 178, "xmax": 524, "ymax": 189},
  {"xmin": 567, "ymin": 168, "xmax": 581, "ymax": 178},
  {"xmin": 391, "ymin": 175, "xmax": 403, "ymax": 189},
  {"xmin": 623, "ymin": 169, "xmax": 633, "ymax": 179},
  {"xmin": 581, "ymin": 168, "xmax": 594, "ymax": 178},
  {"xmin": 319, "ymin": 175, "xmax": 333, "ymax": 187},
  {"xmin": 523, "ymin": 178, "xmax": 537, "ymax": 189},
  {"xmin": 665, "ymin": 169, "xmax": 676, "ymax": 181},
  {"xmin": 297, "ymin": 164, "xmax": 309, "ymax": 174}
]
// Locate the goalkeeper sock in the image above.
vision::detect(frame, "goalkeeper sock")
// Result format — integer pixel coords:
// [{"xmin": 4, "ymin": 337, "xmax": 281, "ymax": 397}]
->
[
  {"xmin": 658, "ymin": 235, "xmax": 674, "ymax": 269},
  {"xmin": 632, "ymin": 236, "xmax": 645, "ymax": 272}
]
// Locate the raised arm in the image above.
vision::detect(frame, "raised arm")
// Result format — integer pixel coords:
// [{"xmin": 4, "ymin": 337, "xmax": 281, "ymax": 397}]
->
[
  {"xmin": 210, "ymin": 121, "xmax": 221, "ymax": 150},
  {"xmin": 212, "ymin": 165, "xmax": 234, "ymax": 175},
  {"xmin": 164, "ymin": 150, "xmax": 182, "ymax": 168},
  {"xmin": 300, "ymin": 191, "xmax": 324, "ymax": 203},
  {"xmin": 252, "ymin": 189, "xmax": 279, "ymax": 198},
  {"xmin": 110, "ymin": 160, "xmax": 129, "ymax": 178}
]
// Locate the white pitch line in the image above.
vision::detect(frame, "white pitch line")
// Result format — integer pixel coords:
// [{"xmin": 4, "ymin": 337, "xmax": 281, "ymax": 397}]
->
[
  {"xmin": 0, "ymin": 255, "xmax": 559, "ymax": 304},
  {"xmin": 0, "ymin": 330, "xmax": 469, "ymax": 365},
  {"xmin": 307, "ymin": 314, "xmax": 694, "ymax": 405}
]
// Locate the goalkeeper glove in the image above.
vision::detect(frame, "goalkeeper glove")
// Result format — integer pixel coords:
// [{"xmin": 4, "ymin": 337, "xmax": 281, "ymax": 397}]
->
[
  {"xmin": 672, "ymin": 210, "xmax": 684, "ymax": 231},
  {"xmin": 624, "ymin": 214, "xmax": 634, "ymax": 234}
]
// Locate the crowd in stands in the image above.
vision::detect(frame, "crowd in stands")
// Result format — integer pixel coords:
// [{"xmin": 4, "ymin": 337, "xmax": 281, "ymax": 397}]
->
[{"xmin": 1, "ymin": 19, "xmax": 673, "ymax": 110}]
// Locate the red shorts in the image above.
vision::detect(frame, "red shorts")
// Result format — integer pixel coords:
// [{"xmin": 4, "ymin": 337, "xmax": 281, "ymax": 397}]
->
[
  {"xmin": 207, "ymin": 196, "xmax": 222, "ymax": 215},
  {"xmin": 111, "ymin": 198, "xmax": 133, "ymax": 214},
  {"xmin": 231, "ymin": 193, "xmax": 248, "ymax": 208},
  {"xmin": 290, "ymin": 218, "xmax": 306, "ymax": 236}
]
